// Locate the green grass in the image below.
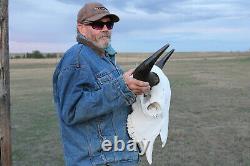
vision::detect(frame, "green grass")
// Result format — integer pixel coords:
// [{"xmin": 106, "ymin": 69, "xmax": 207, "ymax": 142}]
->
[
  {"xmin": 11, "ymin": 64, "xmax": 64, "ymax": 166},
  {"xmin": 10, "ymin": 54, "xmax": 250, "ymax": 166}
]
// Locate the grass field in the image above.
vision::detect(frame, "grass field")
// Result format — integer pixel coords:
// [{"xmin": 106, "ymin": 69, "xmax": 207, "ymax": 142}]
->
[{"xmin": 10, "ymin": 52, "xmax": 250, "ymax": 166}]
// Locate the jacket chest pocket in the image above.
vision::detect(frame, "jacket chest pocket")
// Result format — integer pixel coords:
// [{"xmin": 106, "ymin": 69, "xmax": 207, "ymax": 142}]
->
[
  {"xmin": 95, "ymin": 69, "xmax": 121, "ymax": 101},
  {"xmin": 96, "ymin": 69, "xmax": 118, "ymax": 85}
]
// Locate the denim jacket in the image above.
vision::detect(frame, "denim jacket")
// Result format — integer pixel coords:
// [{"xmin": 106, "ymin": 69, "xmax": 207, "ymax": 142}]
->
[{"xmin": 53, "ymin": 35, "xmax": 139, "ymax": 166}]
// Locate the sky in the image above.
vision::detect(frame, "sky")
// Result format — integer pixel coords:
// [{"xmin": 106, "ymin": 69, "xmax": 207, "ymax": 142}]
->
[{"xmin": 9, "ymin": 0, "xmax": 250, "ymax": 53}]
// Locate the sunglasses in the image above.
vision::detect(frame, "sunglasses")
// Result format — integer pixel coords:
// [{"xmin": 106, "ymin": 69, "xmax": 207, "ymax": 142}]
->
[{"xmin": 89, "ymin": 21, "xmax": 114, "ymax": 30}]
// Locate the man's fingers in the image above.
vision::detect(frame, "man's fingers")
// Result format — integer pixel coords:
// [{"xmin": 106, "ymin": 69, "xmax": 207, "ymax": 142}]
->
[
  {"xmin": 123, "ymin": 69, "xmax": 151, "ymax": 95},
  {"xmin": 124, "ymin": 69, "xmax": 134, "ymax": 77},
  {"xmin": 127, "ymin": 69, "xmax": 134, "ymax": 75},
  {"xmin": 130, "ymin": 78, "xmax": 150, "ymax": 88},
  {"xmin": 135, "ymin": 80, "xmax": 149, "ymax": 87},
  {"xmin": 129, "ymin": 83, "xmax": 150, "ymax": 93},
  {"xmin": 132, "ymin": 84, "xmax": 150, "ymax": 91},
  {"xmin": 133, "ymin": 90, "xmax": 142, "ymax": 95}
]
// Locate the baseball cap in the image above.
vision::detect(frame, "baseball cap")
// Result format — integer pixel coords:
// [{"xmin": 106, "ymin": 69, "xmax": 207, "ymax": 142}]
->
[{"xmin": 77, "ymin": 2, "xmax": 119, "ymax": 24}]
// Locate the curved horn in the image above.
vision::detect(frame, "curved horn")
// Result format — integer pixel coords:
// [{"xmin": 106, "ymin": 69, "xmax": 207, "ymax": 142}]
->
[
  {"xmin": 155, "ymin": 49, "xmax": 175, "ymax": 69},
  {"xmin": 133, "ymin": 44, "xmax": 169, "ymax": 82}
]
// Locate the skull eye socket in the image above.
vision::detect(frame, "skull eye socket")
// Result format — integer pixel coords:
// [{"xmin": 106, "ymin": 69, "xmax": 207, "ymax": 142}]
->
[{"xmin": 146, "ymin": 102, "xmax": 161, "ymax": 118}]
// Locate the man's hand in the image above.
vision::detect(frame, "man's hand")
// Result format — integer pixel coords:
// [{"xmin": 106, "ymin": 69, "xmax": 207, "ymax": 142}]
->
[{"xmin": 123, "ymin": 69, "xmax": 151, "ymax": 95}]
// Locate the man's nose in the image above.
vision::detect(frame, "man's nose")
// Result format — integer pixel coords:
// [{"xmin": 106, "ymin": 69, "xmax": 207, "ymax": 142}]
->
[{"xmin": 102, "ymin": 25, "xmax": 109, "ymax": 31}]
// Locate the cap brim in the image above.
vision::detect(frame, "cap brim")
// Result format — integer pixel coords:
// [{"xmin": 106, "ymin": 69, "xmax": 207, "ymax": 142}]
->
[{"xmin": 87, "ymin": 13, "xmax": 119, "ymax": 22}]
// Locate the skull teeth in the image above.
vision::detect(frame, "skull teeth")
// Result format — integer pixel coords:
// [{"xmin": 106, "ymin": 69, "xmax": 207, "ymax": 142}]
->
[{"xmin": 127, "ymin": 114, "xmax": 136, "ymax": 140}]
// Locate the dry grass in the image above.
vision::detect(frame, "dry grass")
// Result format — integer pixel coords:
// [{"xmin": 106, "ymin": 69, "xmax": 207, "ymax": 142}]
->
[
  {"xmin": 10, "ymin": 52, "xmax": 250, "ymax": 166},
  {"xmin": 11, "ymin": 58, "xmax": 59, "ymax": 64}
]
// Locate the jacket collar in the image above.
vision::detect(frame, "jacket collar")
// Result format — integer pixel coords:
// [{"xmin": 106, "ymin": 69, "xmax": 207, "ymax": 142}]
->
[{"xmin": 76, "ymin": 33, "xmax": 117, "ymax": 57}]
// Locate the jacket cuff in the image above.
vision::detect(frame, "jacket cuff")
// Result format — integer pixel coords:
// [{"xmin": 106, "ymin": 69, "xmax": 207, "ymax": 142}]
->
[{"xmin": 115, "ymin": 75, "xmax": 136, "ymax": 105}]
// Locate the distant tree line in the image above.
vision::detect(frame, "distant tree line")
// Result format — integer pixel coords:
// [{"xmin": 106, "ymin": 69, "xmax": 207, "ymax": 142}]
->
[{"xmin": 11, "ymin": 50, "xmax": 62, "ymax": 59}]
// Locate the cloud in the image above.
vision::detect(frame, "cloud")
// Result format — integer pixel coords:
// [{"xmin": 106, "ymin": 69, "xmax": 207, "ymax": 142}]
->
[
  {"xmin": 9, "ymin": 0, "xmax": 250, "ymax": 52},
  {"xmin": 9, "ymin": 0, "xmax": 78, "ymax": 43},
  {"xmin": 56, "ymin": 0, "xmax": 250, "ymax": 21}
]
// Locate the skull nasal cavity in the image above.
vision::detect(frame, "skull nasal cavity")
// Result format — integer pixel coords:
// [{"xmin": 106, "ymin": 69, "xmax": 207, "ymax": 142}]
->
[{"xmin": 147, "ymin": 102, "xmax": 161, "ymax": 117}]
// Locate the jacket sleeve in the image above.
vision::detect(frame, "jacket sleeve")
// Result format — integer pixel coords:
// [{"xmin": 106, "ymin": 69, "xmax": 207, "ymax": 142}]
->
[{"xmin": 56, "ymin": 65, "xmax": 136, "ymax": 126}]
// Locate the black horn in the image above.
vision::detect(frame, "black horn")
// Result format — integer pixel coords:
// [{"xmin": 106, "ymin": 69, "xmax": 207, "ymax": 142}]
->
[
  {"xmin": 155, "ymin": 49, "xmax": 175, "ymax": 69},
  {"xmin": 133, "ymin": 44, "xmax": 169, "ymax": 86}
]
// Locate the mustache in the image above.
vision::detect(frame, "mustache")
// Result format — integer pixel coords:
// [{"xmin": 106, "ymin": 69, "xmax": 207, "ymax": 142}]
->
[{"xmin": 98, "ymin": 32, "xmax": 111, "ymax": 39}]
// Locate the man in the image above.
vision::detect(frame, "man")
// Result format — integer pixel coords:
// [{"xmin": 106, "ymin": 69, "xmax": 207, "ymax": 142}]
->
[{"xmin": 53, "ymin": 2, "xmax": 150, "ymax": 166}]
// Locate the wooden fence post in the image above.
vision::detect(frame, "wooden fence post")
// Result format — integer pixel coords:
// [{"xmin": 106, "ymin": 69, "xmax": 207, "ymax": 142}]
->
[{"xmin": 0, "ymin": 0, "xmax": 12, "ymax": 165}]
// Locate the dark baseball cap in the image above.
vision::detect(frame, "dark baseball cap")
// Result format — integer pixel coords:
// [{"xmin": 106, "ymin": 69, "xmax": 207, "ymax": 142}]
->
[{"xmin": 77, "ymin": 2, "xmax": 119, "ymax": 24}]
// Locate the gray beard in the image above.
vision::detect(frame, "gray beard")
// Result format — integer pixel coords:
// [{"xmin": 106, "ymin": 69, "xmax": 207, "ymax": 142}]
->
[
  {"xmin": 93, "ymin": 40, "xmax": 110, "ymax": 49},
  {"xmin": 95, "ymin": 36, "xmax": 111, "ymax": 49},
  {"xmin": 76, "ymin": 33, "xmax": 105, "ymax": 55}
]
